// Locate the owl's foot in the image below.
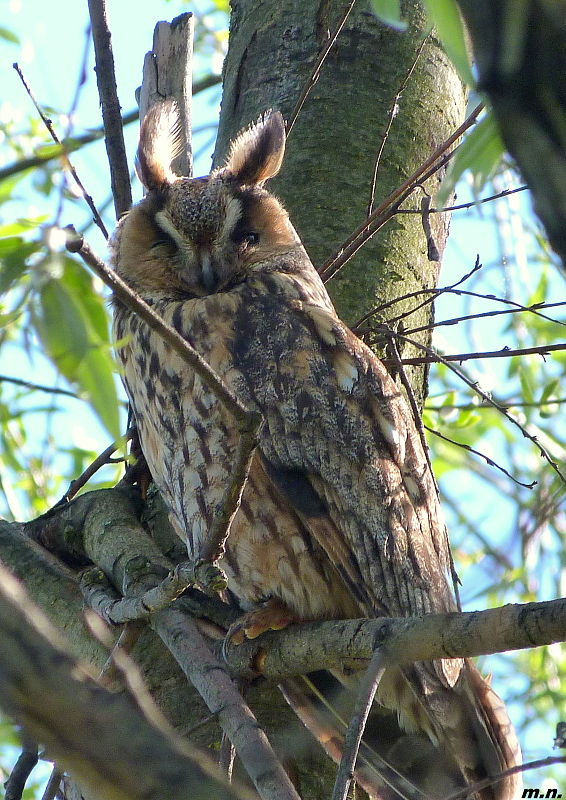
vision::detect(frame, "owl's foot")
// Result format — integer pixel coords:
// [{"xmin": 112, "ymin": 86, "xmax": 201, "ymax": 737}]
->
[{"xmin": 223, "ymin": 598, "xmax": 296, "ymax": 659}]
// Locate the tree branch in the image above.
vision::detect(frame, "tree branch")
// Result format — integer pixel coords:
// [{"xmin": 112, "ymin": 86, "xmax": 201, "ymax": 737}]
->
[
  {"xmin": 87, "ymin": 0, "xmax": 132, "ymax": 218},
  {"xmin": 0, "ymin": 563, "xmax": 248, "ymax": 800}
]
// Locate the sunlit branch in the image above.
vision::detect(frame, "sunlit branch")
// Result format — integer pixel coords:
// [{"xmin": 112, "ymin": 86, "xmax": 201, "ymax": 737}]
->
[{"xmin": 319, "ymin": 103, "xmax": 484, "ymax": 282}]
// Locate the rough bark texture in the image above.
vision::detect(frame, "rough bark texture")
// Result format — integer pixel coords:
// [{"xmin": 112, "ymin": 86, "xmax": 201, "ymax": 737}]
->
[
  {"xmin": 214, "ymin": 0, "xmax": 466, "ymax": 402},
  {"xmin": 457, "ymin": 0, "xmax": 566, "ymax": 270}
]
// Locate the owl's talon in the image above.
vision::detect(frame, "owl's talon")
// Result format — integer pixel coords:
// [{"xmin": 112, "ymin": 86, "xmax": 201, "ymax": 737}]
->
[{"xmin": 222, "ymin": 598, "xmax": 296, "ymax": 662}]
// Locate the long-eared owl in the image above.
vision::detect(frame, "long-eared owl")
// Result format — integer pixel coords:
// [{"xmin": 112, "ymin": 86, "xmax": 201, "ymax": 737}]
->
[{"xmin": 112, "ymin": 100, "xmax": 521, "ymax": 799}]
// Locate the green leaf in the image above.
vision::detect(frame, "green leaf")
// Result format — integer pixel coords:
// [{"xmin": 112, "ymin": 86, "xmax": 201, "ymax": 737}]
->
[
  {"xmin": 422, "ymin": 0, "xmax": 473, "ymax": 85},
  {"xmin": 370, "ymin": 0, "xmax": 408, "ymax": 30},
  {"xmin": 33, "ymin": 280, "xmax": 89, "ymax": 376},
  {"xmin": 31, "ymin": 274, "xmax": 119, "ymax": 439},
  {"xmin": 0, "ymin": 27, "xmax": 19, "ymax": 44},
  {"xmin": 438, "ymin": 113, "xmax": 505, "ymax": 205},
  {"xmin": 0, "ymin": 310, "xmax": 22, "ymax": 328},
  {"xmin": 454, "ymin": 408, "xmax": 481, "ymax": 428},
  {"xmin": 74, "ymin": 347, "xmax": 121, "ymax": 439},
  {"xmin": 61, "ymin": 257, "xmax": 110, "ymax": 344},
  {"xmin": 0, "ymin": 217, "xmax": 49, "ymax": 237},
  {"xmin": 539, "ymin": 378, "xmax": 560, "ymax": 418},
  {"xmin": 0, "ymin": 238, "xmax": 41, "ymax": 292}
]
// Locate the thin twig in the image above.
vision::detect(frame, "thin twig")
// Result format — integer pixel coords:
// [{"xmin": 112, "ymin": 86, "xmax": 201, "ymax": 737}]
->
[
  {"xmin": 383, "ymin": 341, "xmax": 566, "ymax": 365},
  {"xmin": 54, "ymin": 23, "xmax": 92, "ymax": 226},
  {"xmin": 54, "ymin": 428, "xmax": 134, "ymax": 507},
  {"xmin": 424, "ymin": 424, "xmax": 536, "ymax": 489},
  {"xmin": 367, "ymin": 33, "xmax": 430, "ymax": 216},
  {"xmin": 0, "ymin": 374, "xmax": 80, "ymax": 398},
  {"xmin": 319, "ymin": 103, "xmax": 484, "ymax": 281},
  {"xmin": 87, "ymin": 0, "xmax": 132, "ymax": 219},
  {"xmin": 425, "ymin": 397, "xmax": 566, "ymax": 412},
  {"xmin": 354, "ymin": 256, "xmax": 483, "ymax": 331},
  {"xmin": 331, "ymin": 650, "xmax": 391, "ymax": 800},
  {"xmin": 396, "ymin": 184, "xmax": 528, "ymax": 215},
  {"xmin": 4, "ymin": 741, "xmax": 38, "ymax": 800},
  {"xmin": 385, "ymin": 329, "xmax": 566, "ymax": 484},
  {"xmin": 286, "ymin": 0, "xmax": 357, "ymax": 136},
  {"xmin": 401, "ymin": 300, "xmax": 566, "ymax": 337},
  {"xmin": 0, "ymin": 75, "xmax": 221, "ymax": 184},
  {"xmin": 445, "ymin": 756, "xmax": 566, "ymax": 800},
  {"xmin": 64, "ymin": 228, "xmax": 254, "ymax": 428},
  {"xmin": 369, "ymin": 255, "xmax": 483, "ymax": 331},
  {"xmin": 40, "ymin": 768, "xmax": 64, "ymax": 800},
  {"xmin": 13, "ymin": 62, "xmax": 108, "ymax": 238}
]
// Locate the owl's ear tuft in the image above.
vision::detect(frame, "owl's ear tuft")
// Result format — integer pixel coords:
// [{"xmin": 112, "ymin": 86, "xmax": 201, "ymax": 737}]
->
[
  {"xmin": 136, "ymin": 99, "xmax": 184, "ymax": 190},
  {"xmin": 223, "ymin": 111, "xmax": 286, "ymax": 186}
]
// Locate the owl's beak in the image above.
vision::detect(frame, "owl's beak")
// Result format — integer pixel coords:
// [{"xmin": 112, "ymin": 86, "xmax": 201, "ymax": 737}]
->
[{"xmin": 200, "ymin": 249, "xmax": 217, "ymax": 291}]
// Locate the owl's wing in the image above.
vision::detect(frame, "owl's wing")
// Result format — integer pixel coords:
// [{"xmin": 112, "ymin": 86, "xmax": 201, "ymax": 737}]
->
[{"xmin": 241, "ymin": 288, "xmax": 456, "ymax": 626}]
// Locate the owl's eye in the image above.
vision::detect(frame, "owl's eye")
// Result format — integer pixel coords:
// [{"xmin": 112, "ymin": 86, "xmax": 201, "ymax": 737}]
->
[
  {"xmin": 151, "ymin": 227, "xmax": 178, "ymax": 251},
  {"xmin": 231, "ymin": 223, "xmax": 259, "ymax": 248}
]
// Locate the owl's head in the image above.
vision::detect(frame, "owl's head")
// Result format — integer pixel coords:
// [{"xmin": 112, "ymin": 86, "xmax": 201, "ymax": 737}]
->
[{"xmin": 112, "ymin": 101, "xmax": 302, "ymax": 298}]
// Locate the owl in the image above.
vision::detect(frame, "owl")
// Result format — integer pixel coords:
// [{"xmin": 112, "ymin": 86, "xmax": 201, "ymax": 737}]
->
[{"xmin": 112, "ymin": 101, "xmax": 521, "ymax": 799}]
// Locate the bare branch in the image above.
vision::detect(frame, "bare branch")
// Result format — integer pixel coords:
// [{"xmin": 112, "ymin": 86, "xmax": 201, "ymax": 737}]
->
[
  {"xmin": 331, "ymin": 650, "xmax": 389, "ymax": 800},
  {"xmin": 0, "ymin": 374, "xmax": 80, "ymax": 398},
  {"xmin": 223, "ymin": 597, "xmax": 566, "ymax": 682},
  {"xmin": 4, "ymin": 741, "xmax": 38, "ymax": 800},
  {"xmin": 54, "ymin": 428, "xmax": 134, "ymax": 507},
  {"xmin": 401, "ymin": 300, "xmax": 566, "ymax": 337},
  {"xmin": 354, "ymin": 256, "xmax": 483, "ymax": 331},
  {"xmin": 367, "ymin": 33, "xmax": 430, "ymax": 216},
  {"xmin": 286, "ymin": 0, "xmax": 357, "ymax": 136},
  {"xmin": 385, "ymin": 341, "xmax": 566, "ymax": 365},
  {"xmin": 426, "ymin": 397, "xmax": 566, "ymax": 412},
  {"xmin": 0, "ymin": 562, "xmax": 248, "ymax": 800},
  {"xmin": 319, "ymin": 103, "xmax": 484, "ymax": 282},
  {"xmin": 424, "ymin": 424, "xmax": 537, "ymax": 489},
  {"xmin": 446, "ymin": 756, "xmax": 566, "ymax": 800},
  {"xmin": 13, "ymin": 62, "xmax": 109, "ymax": 238},
  {"xmin": 396, "ymin": 184, "xmax": 528, "ymax": 216},
  {"xmin": 381, "ymin": 329, "xmax": 566, "ymax": 485},
  {"xmin": 0, "ymin": 75, "xmax": 220, "ymax": 183},
  {"xmin": 87, "ymin": 0, "xmax": 132, "ymax": 219}
]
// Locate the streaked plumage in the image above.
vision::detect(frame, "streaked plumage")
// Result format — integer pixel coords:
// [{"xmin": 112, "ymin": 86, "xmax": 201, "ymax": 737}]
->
[{"xmin": 112, "ymin": 101, "xmax": 521, "ymax": 799}]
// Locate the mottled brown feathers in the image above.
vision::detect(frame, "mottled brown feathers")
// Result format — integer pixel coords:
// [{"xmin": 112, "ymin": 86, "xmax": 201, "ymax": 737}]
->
[{"xmin": 112, "ymin": 107, "xmax": 521, "ymax": 800}]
